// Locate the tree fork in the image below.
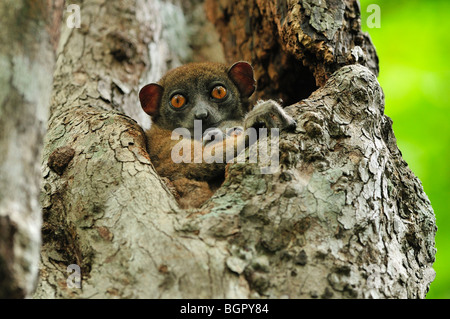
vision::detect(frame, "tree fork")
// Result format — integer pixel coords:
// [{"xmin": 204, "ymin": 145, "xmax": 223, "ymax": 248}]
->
[{"xmin": 33, "ymin": 0, "xmax": 436, "ymax": 299}]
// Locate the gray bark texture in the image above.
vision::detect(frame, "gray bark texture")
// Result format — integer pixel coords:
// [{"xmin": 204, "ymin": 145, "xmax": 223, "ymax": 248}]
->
[
  {"xmin": 32, "ymin": 0, "xmax": 436, "ymax": 299},
  {"xmin": 0, "ymin": 0, "xmax": 63, "ymax": 298}
]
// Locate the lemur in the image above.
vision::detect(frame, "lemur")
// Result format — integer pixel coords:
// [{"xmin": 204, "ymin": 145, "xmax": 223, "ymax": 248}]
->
[{"xmin": 139, "ymin": 61, "xmax": 296, "ymax": 208}]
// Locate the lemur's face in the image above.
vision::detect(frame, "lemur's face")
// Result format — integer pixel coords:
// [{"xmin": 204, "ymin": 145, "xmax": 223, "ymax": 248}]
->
[
  {"xmin": 156, "ymin": 63, "xmax": 244, "ymax": 135},
  {"xmin": 139, "ymin": 62, "xmax": 256, "ymax": 137}
]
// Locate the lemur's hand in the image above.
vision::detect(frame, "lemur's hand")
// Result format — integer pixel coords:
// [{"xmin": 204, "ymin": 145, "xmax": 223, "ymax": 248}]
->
[{"xmin": 244, "ymin": 100, "xmax": 296, "ymax": 132}]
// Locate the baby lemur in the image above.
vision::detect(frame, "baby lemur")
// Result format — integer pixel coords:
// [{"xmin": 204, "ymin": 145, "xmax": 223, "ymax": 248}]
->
[{"xmin": 139, "ymin": 61, "xmax": 296, "ymax": 208}]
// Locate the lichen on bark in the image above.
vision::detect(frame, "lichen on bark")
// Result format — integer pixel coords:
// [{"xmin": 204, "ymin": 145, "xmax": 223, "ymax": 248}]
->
[{"xmin": 33, "ymin": 0, "xmax": 436, "ymax": 299}]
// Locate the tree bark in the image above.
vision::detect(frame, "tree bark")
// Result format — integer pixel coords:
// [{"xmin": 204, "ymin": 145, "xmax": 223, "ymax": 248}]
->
[
  {"xmin": 33, "ymin": 0, "xmax": 436, "ymax": 299},
  {"xmin": 205, "ymin": 0, "xmax": 379, "ymax": 105},
  {"xmin": 0, "ymin": 0, "xmax": 63, "ymax": 298}
]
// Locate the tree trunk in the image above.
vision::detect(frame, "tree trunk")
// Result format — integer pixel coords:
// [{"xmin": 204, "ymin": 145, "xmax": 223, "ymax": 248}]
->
[
  {"xmin": 205, "ymin": 0, "xmax": 379, "ymax": 104},
  {"xmin": 32, "ymin": 0, "xmax": 436, "ymax": 299},
  {"xmin": 0, "ymin": 0, "xmax": 63, "ymax": 298}
]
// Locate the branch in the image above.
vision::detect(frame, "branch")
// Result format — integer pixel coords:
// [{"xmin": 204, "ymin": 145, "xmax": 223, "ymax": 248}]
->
[{"xmin": 0, "ymin": 0, "xmax": 63, "ymax": 298}]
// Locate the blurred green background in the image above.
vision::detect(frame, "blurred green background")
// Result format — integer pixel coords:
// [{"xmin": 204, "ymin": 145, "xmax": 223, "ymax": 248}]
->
[{"xmin": 359, "ymin": 0, "xmax": 450, "ymax": 298}]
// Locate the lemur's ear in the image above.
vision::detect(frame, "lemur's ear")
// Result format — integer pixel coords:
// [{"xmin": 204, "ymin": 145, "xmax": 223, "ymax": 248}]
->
[
  {"xmin": 139, "ymin": 84, "xmax": 163, "ymax": 117},
  {"xmin": 228, "ymin": 61, "xmax": 256, "ymax": 98}
]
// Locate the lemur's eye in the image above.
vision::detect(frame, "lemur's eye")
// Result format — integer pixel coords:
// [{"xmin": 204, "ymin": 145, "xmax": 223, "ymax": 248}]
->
[
  {"xmin": 211, "ymin": 86, "xmax": 227, "ymax": 100},
  {"xmin": 171, "ymin": 94, "xmax": 186, "ymax": 109}
]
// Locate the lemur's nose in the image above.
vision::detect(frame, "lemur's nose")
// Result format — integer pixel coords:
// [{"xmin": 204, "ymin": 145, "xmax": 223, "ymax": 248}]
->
[{"xmin": 194, "ymin": 109, "xmax": 209, "ymax": 120}]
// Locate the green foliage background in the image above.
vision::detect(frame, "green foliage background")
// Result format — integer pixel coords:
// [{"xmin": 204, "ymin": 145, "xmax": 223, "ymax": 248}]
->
[{"xmin": 359, "ymin": 0, "xmax": 450, "ymax": 298}]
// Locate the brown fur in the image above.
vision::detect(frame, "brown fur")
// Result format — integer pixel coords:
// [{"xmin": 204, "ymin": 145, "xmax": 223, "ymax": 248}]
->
[{"xmin": 146, "ymin": 123, "xmax": 245, "ymax": 208}]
